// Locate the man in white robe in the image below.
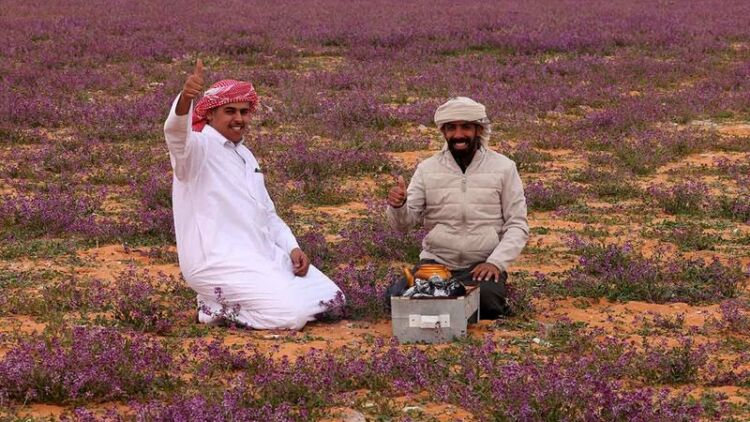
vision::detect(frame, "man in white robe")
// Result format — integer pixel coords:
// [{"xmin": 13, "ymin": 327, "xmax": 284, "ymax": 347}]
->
[{"xmin": 164, "ymin": 60, "xmax": 343, "ymax": 330}]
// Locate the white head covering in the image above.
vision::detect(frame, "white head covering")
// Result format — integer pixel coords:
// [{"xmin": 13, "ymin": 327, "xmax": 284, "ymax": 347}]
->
[{"xmin": 434, "ymin": 96, "xmax": 491, "ymax": 147}]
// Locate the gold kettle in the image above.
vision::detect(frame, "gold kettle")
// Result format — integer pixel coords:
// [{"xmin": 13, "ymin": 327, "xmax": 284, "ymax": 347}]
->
[{"xmin": 403, "ymin": 264, "xmax": 452, "ymax": 287}]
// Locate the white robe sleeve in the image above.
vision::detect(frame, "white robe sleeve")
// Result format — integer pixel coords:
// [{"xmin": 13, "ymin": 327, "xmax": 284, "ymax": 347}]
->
[
  {"xmin": 255, "ymin": 175, "xmax": 299, "ymax": 254},
  {"xmin": 267, "ymin": 200, "xmax": 300, "ymax": 254},
  {"xmin": 164, "ymin": 94, "xmax": 205, "ymax": 182}
]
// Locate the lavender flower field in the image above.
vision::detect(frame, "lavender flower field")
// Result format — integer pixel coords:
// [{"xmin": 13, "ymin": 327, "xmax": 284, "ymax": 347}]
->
[{"xmin": 2, "ymin": 0, "xmax": 750, "ymax": 420}]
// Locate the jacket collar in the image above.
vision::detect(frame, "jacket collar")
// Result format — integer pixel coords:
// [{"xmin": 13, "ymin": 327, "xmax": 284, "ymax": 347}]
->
[{"xmin": 438, "ymin": 146, "xmax": 486, "ymax": 174}]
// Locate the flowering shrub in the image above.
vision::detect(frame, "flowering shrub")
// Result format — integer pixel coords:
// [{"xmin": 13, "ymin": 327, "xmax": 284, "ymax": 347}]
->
[
  {"xmin": 630, "ymin": 337, "xmax": 713, "ymax": 384},
  {"xmin": 501, "ymin": 141, "xmax": 552, "ymax": 172},
  {"xmin": 645, "ymin": 220, "xmax": 719, "ymax": 251},
  {"xmin": 131, "ymin": 163, "xmax": 175, "ymax": 241},
  {"xmin": 717, "ymin": 299, "xmax": 750, "ymax": 333},
  {"xmin": 296, "ymin": 231, "xmax": 331, "ymax": 270},
  {"xmin": 125, "ymin": 337, "xmax": 719, "ymax": 421},
  {"xmin": 564, "ymin": 239, "xmax": 746, "ymax": 303},
  {"xmin": 573, "ymin": 166, "xmax": 641, "ymax": 200},
  {"xmin": 191, "ymin": 339, "xmax": 253, "ymax": 378},
  {"xmin": 717, "ymin": 192, "xmax": 750, "ymax": 223},
  {"xmin": 525, "ymin": 179, "xmax": 583, "ymax": 211},
  {"xmin": 646, "ymin": 182, "xmax": 711, "ymax": 215},
  {"xmin": 334, "ymin": 202, "xmax": 426, "ymax": 264},
  {"xmin": 325, "ymin": 263, "xmax": 395, "ymax": 320},
  {"xmin": 609, "ymin": 129, "xmax": 711, "ymax": 175},
  {"xmin": 108, "ymin": 266, "xmax": 192, "ymax": 334},
  {"xmin": 0, "ymin": 326, "xmax": 174, "ymax": 404},
  {"xmin": 715, "ymin": 155, "xmax": 750, "ymax": 186},
  {"xmin": 0, "ymin": 185, "xmax": 111, "ymax": 238}
]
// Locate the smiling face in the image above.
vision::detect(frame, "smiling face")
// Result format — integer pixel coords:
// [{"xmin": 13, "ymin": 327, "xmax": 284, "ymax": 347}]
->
[
  {"xmin": 205, "ymin": 102, "xmax": 252, "ymax": 143},
  {"xmin": 441, "ymin": 120, "xmax": 482, "ymax": 157}
]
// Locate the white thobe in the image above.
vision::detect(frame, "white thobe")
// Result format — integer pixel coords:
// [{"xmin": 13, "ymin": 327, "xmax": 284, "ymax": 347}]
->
[{"xmin": 164, "ymin": 96, "xmax": 342, "ymax": 330}]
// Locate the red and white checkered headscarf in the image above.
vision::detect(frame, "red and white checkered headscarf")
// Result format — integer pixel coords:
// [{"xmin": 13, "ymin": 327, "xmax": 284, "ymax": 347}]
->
[{"xmin": 192, "ymin": 79, "xmax": 259, "ymax": 131}]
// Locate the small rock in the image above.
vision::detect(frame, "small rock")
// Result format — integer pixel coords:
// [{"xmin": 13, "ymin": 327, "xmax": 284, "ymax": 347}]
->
[
  {"xmin": 402, "ymin": 406, "xmax": 423, "ymax": 413},
  {"xmin": 337, "ymin": 408, "xmax": 366, "ymax": 422},
  {"xmin": 532, "ymin": 337, "xmax": 551, "ymax": 347}
]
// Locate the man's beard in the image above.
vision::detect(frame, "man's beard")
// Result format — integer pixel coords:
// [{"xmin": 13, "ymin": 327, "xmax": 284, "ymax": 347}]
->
[{"xmin": 448, "ymin": 136, "xmax": 480, "ymax": 158}]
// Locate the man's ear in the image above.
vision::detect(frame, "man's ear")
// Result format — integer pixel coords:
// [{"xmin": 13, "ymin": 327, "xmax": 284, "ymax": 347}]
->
[{"xmin": 475, "ymin": 124, "xmax": 484, "ymax": 136}]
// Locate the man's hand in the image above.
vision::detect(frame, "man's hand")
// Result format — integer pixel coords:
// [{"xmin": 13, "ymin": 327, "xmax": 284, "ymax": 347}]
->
[
  {"xmin": 290, "ymin": 248, "xmax": 311, "ymax": 277},
  {"xmin": 176, "ymin": 59, "xmax": 205, "ymax": 115},
  {"xmin": 387, "ymin": 175, "xmax": 407, "ymax": 208},
  {"xmin": 470, "ymin": 262, "xmax": 501, "ymax": 282}
]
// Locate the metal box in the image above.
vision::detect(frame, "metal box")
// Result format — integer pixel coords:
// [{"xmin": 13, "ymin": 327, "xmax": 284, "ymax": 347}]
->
[{"xmin": 391, "ymin": 286, "xmax": 480, "ymax": 344}]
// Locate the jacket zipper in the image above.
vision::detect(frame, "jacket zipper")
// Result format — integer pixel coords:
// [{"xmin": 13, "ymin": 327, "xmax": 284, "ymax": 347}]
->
[{"xmin": 459, "ymin": 174, "xmax": 467, "ymax": 263}]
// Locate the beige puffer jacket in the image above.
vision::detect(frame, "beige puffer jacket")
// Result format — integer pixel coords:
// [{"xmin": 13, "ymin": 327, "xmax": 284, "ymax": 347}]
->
[{"xmin": 387, "ymin": 145, "xmax": 529, "ymax": 271}]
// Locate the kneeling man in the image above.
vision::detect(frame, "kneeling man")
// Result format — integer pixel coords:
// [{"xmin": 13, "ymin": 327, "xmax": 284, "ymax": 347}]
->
[
  {"xmin": 387, "ymin": 97, "xmax": 529, "ymax": 318},
  {"xmin": 164, "ymin": 60, "xmax": 342, "ymax": 329}
]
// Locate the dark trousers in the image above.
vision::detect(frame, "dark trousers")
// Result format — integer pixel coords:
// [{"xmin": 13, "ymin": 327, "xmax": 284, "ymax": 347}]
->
[{"xmin": 386, "ymin": 260, "xmax": 511, "ymax": 320}]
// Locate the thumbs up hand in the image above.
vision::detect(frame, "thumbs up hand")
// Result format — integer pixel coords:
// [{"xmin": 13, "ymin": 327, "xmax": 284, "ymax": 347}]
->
[
  {"xmin": 387, "ymin": 175, "xmax": 407, "ymax": 208},
  {"xmin": 181, "ymin": 59, "xmax": 205, "ymax": 101}
]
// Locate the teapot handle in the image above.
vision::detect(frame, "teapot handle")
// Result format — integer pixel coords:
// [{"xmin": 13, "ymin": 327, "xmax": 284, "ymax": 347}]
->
[{"xmin": 402, "ymin": 267, "xmax": 415, "ymax": 287}]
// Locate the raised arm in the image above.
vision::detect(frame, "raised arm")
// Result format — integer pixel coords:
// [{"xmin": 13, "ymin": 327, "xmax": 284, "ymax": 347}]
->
[
  {"xmin": 386, "ymin": 167, "xmax": 426, "ymax": 231},
  {"xmin": 176, "ymin": 59, "xmax": 204, "ymax": 115},
  {"xmin": 164, "ymin": 60, "xmax": 206, "ymax": 181}
]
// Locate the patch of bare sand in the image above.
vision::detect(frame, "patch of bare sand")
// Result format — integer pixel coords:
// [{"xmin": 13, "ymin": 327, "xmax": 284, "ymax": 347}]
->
[
  {"xmin": 342, "ymin": 176, "xmax": 380, "ymax": 193},
  {"xmin": 320, "ymin": 407, "xmax": 367, "ymax": 422},
  {"xmin": 291, "ymin": 201, "xmax": 368, "ymax": 223},
  {"xmin": 212, "ymin": 320, "xmax": 393, "ymax": 361},
  {"xmin": 322, "ymin": 394, "xmax": 475, "ymax": 422},
  {"xmin": 100, "ymin": 189, "xmax": 140, "ymax": 214},
  {"xmin": 534, "ymin": 148, "xmax": 585, "ymax": 172},
  {"xmin": 527, "ymin": 229, "xmax": 574, "ymax": 249},
  {"xmin": 0, "ymin": 315, "xmax": 47, "ymax": 337},
  {"xmin": 538, "ymin": 297, "xmax": 722, "ymax": 330},
  {"xmin": 394, "ymin": 394, "xmax": 477, "ymax": 422},
  {"xmin": 388, "ymin": 150, "xmax": 436, "ymax": 168},
  {"xmin": 467, "ymin": 320, "xmax": 534, "ymax": 345},
  {"xmin": 513, "ymin": 259, "xmax": 574, "ymax": 275},
  {"xmin": 692, "ymin": 386, "xmax": 748, "ymax": 405},
  {"xmin": 22, "ymin": 402, "xmax": 134, "ymax": 420},
  {"xmin": 687, "ymin": 120, "xmax": 750, "ymax": 137},
  {"xmin": 718, "ymin": 123, "xmax": 750, "ymax": 137},
  {"xmin": 530, "ymin": 212, "xmax": 588, "ymax": 231},
  {"xmin": 204, "ymin": 319, "xmax": 523, "ymax": 364},
  {"xmin": 656, "ymin": 151, "xmax": 744, "ymax": 175},
  {"xmin": 76, "ymin": 244, "xmax": 181, "ymax": 281},
  {"xmin": 20, "ymin": 404, "xmax": 66, "ymax": 419},
  {"xmin": 0, "ymin": 181, "xmax": 16, "ymax": 196},
  {"xmin": 0, "ymin": 316, "xmax": 46, "ymax": 358},
  {"xmin": 298, "ymin": 55, "xmax": 345, "ymax": 72}
]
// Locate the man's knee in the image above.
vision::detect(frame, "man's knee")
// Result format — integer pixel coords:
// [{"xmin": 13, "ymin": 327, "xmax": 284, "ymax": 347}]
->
[
  {"xmin": 477, "ymin": 272, "xmax": 511, "ymax": 319},
  {"xmin": 281, "ymin": 307, "xmax": 313, "ymax": 330}
]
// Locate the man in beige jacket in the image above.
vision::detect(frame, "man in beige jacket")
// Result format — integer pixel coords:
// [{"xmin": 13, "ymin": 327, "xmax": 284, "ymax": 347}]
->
[{"xmin": 386, "ymin": 97, "xmax": 529, "ymax": 318}]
